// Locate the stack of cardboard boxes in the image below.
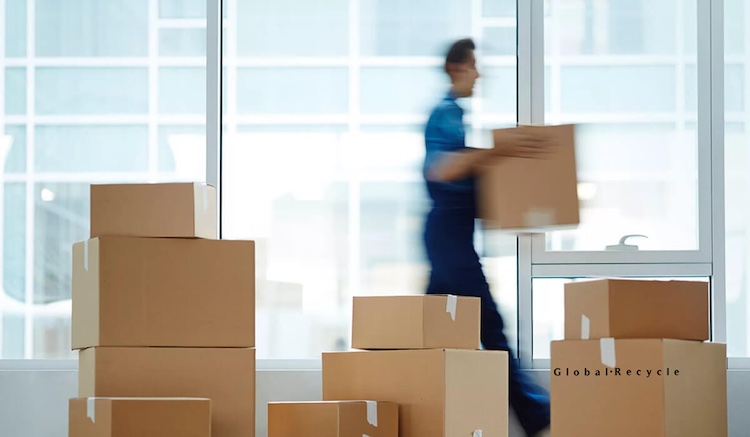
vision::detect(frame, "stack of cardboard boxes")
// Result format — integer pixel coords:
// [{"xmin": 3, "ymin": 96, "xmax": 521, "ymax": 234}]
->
[
  {"xmin": 67, "ymin": 183, "xmax": 256, "ymax": 437},
  {"xmin": 551, "ymin": 279, "xmax": 728, "ymax": 436},
  {"xmin": 321, "ymin": 294, "xmax": 510, "ymax": 437}
]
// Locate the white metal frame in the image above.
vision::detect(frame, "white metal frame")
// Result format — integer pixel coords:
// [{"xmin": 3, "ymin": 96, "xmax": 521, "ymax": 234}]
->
[
  {"xmin": 515, "ymin": 0, "xmax": 734, "ymax": 370},
  {"xmin": 207, "ymin": 0, "xmax": 222, "ymax": 236}
]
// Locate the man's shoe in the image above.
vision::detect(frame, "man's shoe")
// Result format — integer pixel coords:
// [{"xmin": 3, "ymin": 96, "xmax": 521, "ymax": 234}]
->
[{"xmin": 534, "ymin": 426, "xmax": 551, "ymax": 437}]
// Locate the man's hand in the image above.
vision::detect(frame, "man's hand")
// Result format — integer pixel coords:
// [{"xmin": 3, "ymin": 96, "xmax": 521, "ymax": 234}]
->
[
  {"xmin": 428, "ymin": 152, "xmax": 473, "ymax": 182},
  {"xmin": 493, "ymin": 129, "xmax": 555, "ymax": 159}
]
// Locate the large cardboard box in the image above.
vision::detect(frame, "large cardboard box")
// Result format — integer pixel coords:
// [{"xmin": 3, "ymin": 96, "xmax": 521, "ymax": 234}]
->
[
  {"xmin": 351, "ymin": 295, "xmax": 480, "ymax": 350},
  {"xmin": 72, "ymin": 237, "xmax": 255, "ymax": 349},
  {"xmin": 69, "ymin": 397, "xmax": 211, "ymax": 437},
  {"xmin": 90, "ymin": 182, "xmax": 216, "ymax": 239},
  {"xmin": 78, "ymin": 347, "xmax": 255, "ymax": 437},
  {"xmin": 564, "ymin": 279, "xmax": 709, "ymax": 341},
  {"xmin": 268, "ymin": 401, "xmax": 398, "ymax": 437},
  {"xmin": 323, "ymin": 349, "xmax": 508, "ymax": 437},
  {"xmin": 550, "ymin": 339, "xmax": 727, "ymax": 437},
  {"xmin": 477, "ymin": 124, "xmax": 579, "ymax": 232}
]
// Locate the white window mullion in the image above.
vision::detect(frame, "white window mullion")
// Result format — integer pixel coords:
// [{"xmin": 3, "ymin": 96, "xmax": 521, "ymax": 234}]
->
[
  {"xmin": 148, "ymin": 0, "xmax": 159, "ymax": 182},
  {"xmin": 346, "ymin": 0, "xmax": 361, "ymax": 310},
  {"xmin": 517, "ymin": 0, "xmax": 544, "ymax": 369}
]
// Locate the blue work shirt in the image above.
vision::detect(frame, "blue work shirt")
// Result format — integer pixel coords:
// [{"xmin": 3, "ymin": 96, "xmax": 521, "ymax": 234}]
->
[
  {"xmin": 422, "ymin": 90, "xmax": 482, "ymax": 277},
  {"xmin": 422, "ymin": 90, "xmax": 477, "ymax": 212}
]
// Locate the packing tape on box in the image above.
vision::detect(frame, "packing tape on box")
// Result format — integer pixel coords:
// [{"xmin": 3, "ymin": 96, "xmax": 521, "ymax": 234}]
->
[
  {"xmin": 366, "ymin": 401, "xmax": 378, "ymax": 427},
  {"xmin": 600, "ymin": 338, "xmax": 616, "ymax": 368},
  {"xmin": 473, "ymin": 430, "xmax": 483, "ymax": 437},
  {"xmin": 581, "ymin": 314, "xmax": 590, "ymax": 340},
  {"xmin": 87, "ymin": 398, "xmax": 96, "ymax": 423},
  {"xmin": 446, "ymin": 295, "xmax": 457, "ymax": 321},
  {"xmin": 83, "ymin": 240, "xmax": 89, "ymax": 272},
  {"xmin": 363, "ymin": 435, "xmax": 371, "ymax": 437}
]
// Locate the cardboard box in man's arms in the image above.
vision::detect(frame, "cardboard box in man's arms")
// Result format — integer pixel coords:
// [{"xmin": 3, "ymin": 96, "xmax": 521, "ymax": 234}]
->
[{"xmin": 477, "ymin": 124, "xmax": 580, "ymax": 233}]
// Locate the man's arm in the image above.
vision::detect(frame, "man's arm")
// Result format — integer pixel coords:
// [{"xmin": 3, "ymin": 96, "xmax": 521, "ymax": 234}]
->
[
  {"xmin": 427, "ymin": 147, "xmax": 497, "ymax": 182},
  {"xmin": 428, "ymin": 130, "xmax": 553, "ymax": 182}
]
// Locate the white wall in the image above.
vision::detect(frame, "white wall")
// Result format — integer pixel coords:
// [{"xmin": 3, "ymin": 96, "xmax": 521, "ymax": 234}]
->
[{"xmin": 1, "ymin": 366, "xmax": 748, "ymax": 437}]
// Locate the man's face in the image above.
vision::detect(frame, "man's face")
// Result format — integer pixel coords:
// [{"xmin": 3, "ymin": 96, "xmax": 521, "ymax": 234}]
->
[{"xmin": 451, "ymin": 51, "xmax": 480, "ymax": 97}]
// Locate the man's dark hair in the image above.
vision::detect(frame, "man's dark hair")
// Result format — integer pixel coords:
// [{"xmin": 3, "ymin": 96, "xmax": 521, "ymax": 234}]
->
[{"xmin": 445, "ymin": 38, "xmax": 476, "ymax": 72}]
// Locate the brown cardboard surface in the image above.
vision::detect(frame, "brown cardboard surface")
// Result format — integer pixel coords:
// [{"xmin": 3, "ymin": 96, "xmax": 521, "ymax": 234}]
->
[
  {"xmin": 72, "ymin": 237, "xmax": 255, "ymax": 349},
  {"xmin": 78, "ymin": 347, "xmax": 255, "ymax": 437},
  {"xmin": 90, "ymin": 183, "xmax": 217, "ymax": 239},
  {"xmin": 351, "ymin": 295, "xmax": 480, "ymax": 350},
  {"xmin": 564, "ymin": 279, "xmax": 709, "ymax": 340},
  {"xmin": 69, "ymin": 397, "xmax": 211, "ymax": 437},
  {"xmin": 550, "ymin": 339, "xmax": 727, "ymax": 437},
  {"xmin": 477, "ymin": 124, "xmax": 579, "ymax": 232},
  {"xmin": 267, "ymin": 401, "xmax": 398, "ymax": 437},
  {"xmin": 322, "ymin": 349, "xmax": 508, "ymax": 437}
]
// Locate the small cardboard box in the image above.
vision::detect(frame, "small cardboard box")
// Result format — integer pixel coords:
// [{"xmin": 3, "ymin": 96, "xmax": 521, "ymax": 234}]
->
[
  {"xmin": 78, "ymin": 347, "xmax": 255, "ymax": 437},
  {"xmin": 352, "ymin": 295, "xmax": 481, "ymax": 350},
  {"xmin": 551, "ymin": 339, "xmax": 727, "ymax": 437},
  {"xmin": 478, "ymin": 124, "xmax": 579, "ymax": 232},
  {"xmin": 69, "ymin": 397, "xmax": 211, "ymax": 437},
  {"xmin": 565, "ymin": 279, "xmax": 709, "ymax": 341},
  {"xmin": 72, "ymin": 237, "xmax": 255, "ymax": 349},
  {"xmin": 268, "ymin": 401, "xmax": 398, "ymax": 437},
  {"xmin": 323, "ymin": 349, "xmax": 508, "ymax": 437},
  {"xmin": 90, "ymin": 182, "xmax": 216, "ymax": 239}
]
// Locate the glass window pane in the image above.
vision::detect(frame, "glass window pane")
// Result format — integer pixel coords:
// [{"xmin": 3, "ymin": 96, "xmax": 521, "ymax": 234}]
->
[
  {"xmin": 159, "ymin": 125, "xmax": 207, "ymax": 179},
  {"xmin": 237, "ymin": 0, "xmax": 348, "ymax": 57},
  {"xmin": 559, "ymin": 66, "xmax": 676, "ymax": 113},
  {"xmin": 359, "ymin": 181, "xmax": 431, "ymax": 291},
  {"xmin": 725, "ymin": 65, "xmax": 745, "ymax": 113},
  {"xmin": 2, "ymin": 314, "xmax": 25, "ymax": 359},
  {"xmin": 159, "ymin": 68, "xmax": 206, "ymax": 114},
  {"xmin": 543, "ymin": 0, "xmax": 699, "ymax": 252},
  {"xmin": 223, "ymin": 129, "xmax": 350, "ymax": 359},
  {"xmin": 355, "ymin": 128, "xmax": 424, "ymax": 175},
  {"xmin": 725, "ymin": 1, "xmax": 750, "ymax": 359},
  {"xmin": 36, "ymin": 0, "xmax": 148, "ymax": 57},
  {"xmin": 34, "ymin": 315, "xmax": 75, "ymax": 359},
  {"xmin": 35, "ymin": 125, "xmax": 149, "ymax": 173},
  {"xmin": 481, "ymin": 66, "xmax": 516, "ymax": 114},
  {"xmin": 546, "ymin": 0, "xmax": 680, "ymax": 56},
  {"xmin": 3, "ymin": 1, "xmax": 205, "ymax": 360},
  {"xmin": 5, "ymin": 68, "xmax": 26, "ymax": 115},
  {"xmin": 360, "ymin": 0, "xmax": 471, "ymax": 56},
  {"xmin": 226, "ymin": 3, "xmax": 517, "ymax": 360},
  {"xmin": 159, "ymin": 29, "xmax": 207, "ymax": 57},
  {"xmin": 33, "ymin": 183, "xmax": 89, "ymax": 305},
  {"xmin": 3, "ymin": 126, "xmax": 26, "ymax": 174},
  {"xmin": 237, "ymin": 68, "xmax": 348, "ymax": 114},
  {"xmin": 159, "ymin": 0, "xmax": 207, "ymax": 19},
  {"xmin": 360, "ymin": 67, "xmax": 447, "ymax": 115},
  {"xmin": 5, "ymin": 0, "xmax": 27, "ymax": 58},
  {"xmin": 543, "ymin": 123, "xmax": 699, "ymax": 251},
  {"xmin": 482, "ymin": 27, "xmax": 517, "ymax": 56},
  {"xmin": 36, "ymin": 68, "xmax": 148, "ymax": 115},
  {"xmin": 725, "ymin": 0, "xmax": 744, "ymax": 56},
  {"xmin": 3, "ymin": 183, "xmax": 26, "ymax": 302},
  {"xmin": 685, "ymin": 64, "xmax": 697, "ymax": 113},
  {"xmin": 483, "ymin": 0, "xmax": 516, "ymax": 18},
  {"xmin": 533, "ymin": 277, "xmax": 710, "ymax": 359}
]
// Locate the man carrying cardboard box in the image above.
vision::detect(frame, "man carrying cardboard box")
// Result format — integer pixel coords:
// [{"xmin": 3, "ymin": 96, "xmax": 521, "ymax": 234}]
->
[{"xmin": 421, "ymin": 38, "xmax": 551, "ymax": 437}]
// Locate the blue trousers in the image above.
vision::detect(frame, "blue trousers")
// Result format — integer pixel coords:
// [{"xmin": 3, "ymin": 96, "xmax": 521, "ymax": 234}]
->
[{"xmin": 424, "ymin": 209, "xmax": 550, "ymax": 436}]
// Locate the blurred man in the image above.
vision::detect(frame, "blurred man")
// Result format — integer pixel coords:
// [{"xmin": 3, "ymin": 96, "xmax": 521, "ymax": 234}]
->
[{"xmin": 422, "ymin": 38, "xmax": 552, "ymax": 437}]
